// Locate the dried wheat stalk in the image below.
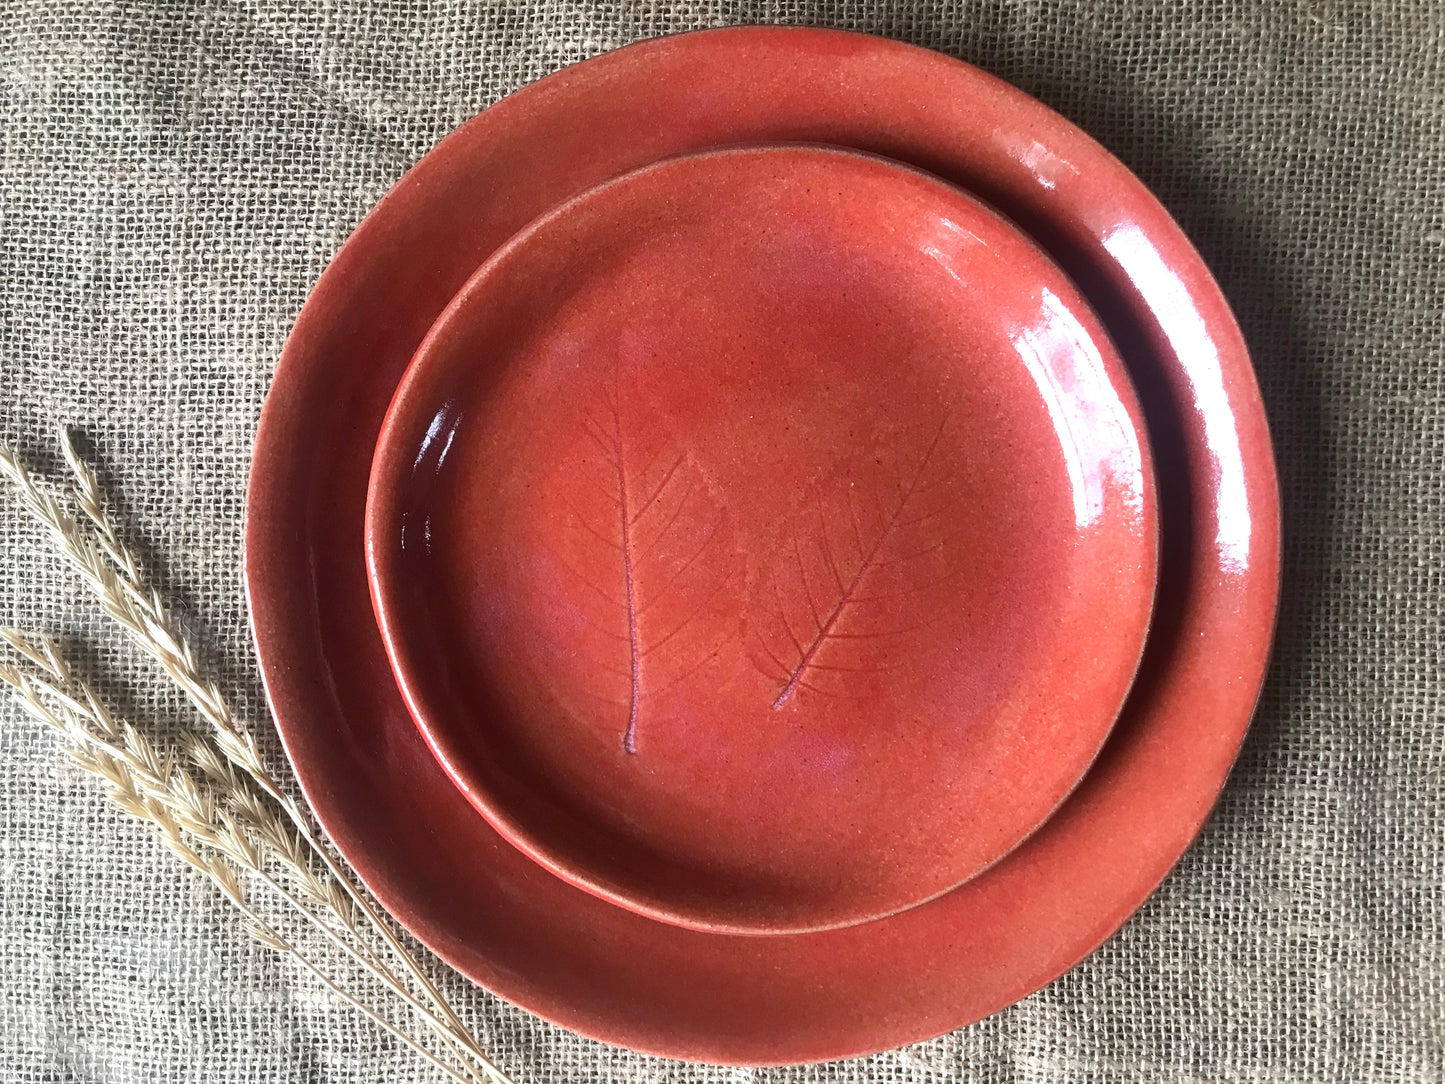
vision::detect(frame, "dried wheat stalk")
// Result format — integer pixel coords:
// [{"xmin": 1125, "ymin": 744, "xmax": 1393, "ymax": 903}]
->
[{"xmin": 0, "ymin": 432, "xmax": 513, "ymax": 1084}]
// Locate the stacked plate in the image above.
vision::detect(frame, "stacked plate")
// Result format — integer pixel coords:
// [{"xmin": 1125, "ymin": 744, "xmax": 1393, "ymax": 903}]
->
[{"xmin": 245, "ymin": 27, "xmax": 1279, "ymax": 1066}]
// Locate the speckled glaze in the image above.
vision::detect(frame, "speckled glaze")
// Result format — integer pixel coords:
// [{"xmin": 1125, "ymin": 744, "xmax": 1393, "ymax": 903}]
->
[
  {"xmin": 365, "ymin": 145, "xmax": 1158, "ymax": 936},
  {"xmin": 245, "ymin": 27, "xmax": 1280, "ymax": 1065}
]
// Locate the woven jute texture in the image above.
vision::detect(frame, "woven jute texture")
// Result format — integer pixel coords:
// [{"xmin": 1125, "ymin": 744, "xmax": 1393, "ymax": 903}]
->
[{"xmin": 1, "ymin": 2, "xmax": 1441, "ymax": 1081}]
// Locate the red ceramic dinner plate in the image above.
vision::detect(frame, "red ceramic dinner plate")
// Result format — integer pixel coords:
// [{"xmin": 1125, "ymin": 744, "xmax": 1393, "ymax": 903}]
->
[
  {"xmin": 246, "ymin": 26, "xmax": 1279, "ymax": 1065},
  {"xmin": 365, "ymin": 145, "xmax": 1158, "ymax": 935}
]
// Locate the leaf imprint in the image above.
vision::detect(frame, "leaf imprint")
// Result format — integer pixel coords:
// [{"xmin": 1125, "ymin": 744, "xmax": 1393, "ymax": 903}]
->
[
  {"xmin": 764, "ymin": 416, "xmax": 955, "ymax": 709},
  {"xmin": 558, "ymin": 372, "xmax": 741, "ymax": 754}
]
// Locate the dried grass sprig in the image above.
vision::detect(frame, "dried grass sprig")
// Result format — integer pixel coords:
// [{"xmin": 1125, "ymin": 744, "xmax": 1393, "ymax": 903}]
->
[
  {"xmin": 0, "ymin": 628, "xmax": 488, "ymax": 1065},
  {"xmin": 0, "ymin": 642, "xmax": 482, "ymax": 1084},
  {"xmin": 0, "ymin": 434, "xmax": 512, "ymax": 1084}
]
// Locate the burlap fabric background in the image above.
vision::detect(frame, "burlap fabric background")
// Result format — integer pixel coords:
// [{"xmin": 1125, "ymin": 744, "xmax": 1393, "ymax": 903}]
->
[{"xmin": 1, "ymin": 1, "xmax": 1441, "ymax": 1081}]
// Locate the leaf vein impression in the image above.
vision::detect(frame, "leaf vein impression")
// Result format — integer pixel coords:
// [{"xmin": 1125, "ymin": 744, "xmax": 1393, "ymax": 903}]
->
[
  {"xmin": 771, "ymin": 418, "xmax": 948, "ymax": 710},
  {"xmin": 611, "ymin": 401, "xmax": 643, "ymax": 754}
]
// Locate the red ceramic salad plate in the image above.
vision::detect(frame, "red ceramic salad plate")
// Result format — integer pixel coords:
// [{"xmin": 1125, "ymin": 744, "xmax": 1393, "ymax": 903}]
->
[
  {"xmin": 246, "ymin": 26, "xmax": 1279, "ymax": 1066},
  {"xmin": 365, "ymin": 144, "xmax": 1158, "ymax": 935}
]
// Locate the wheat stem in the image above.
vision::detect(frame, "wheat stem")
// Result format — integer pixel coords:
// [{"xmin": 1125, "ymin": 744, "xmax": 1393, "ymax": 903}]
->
[{"xmin": 243, "ymin": 919, "xmax": 481, "ymax": 1084}]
